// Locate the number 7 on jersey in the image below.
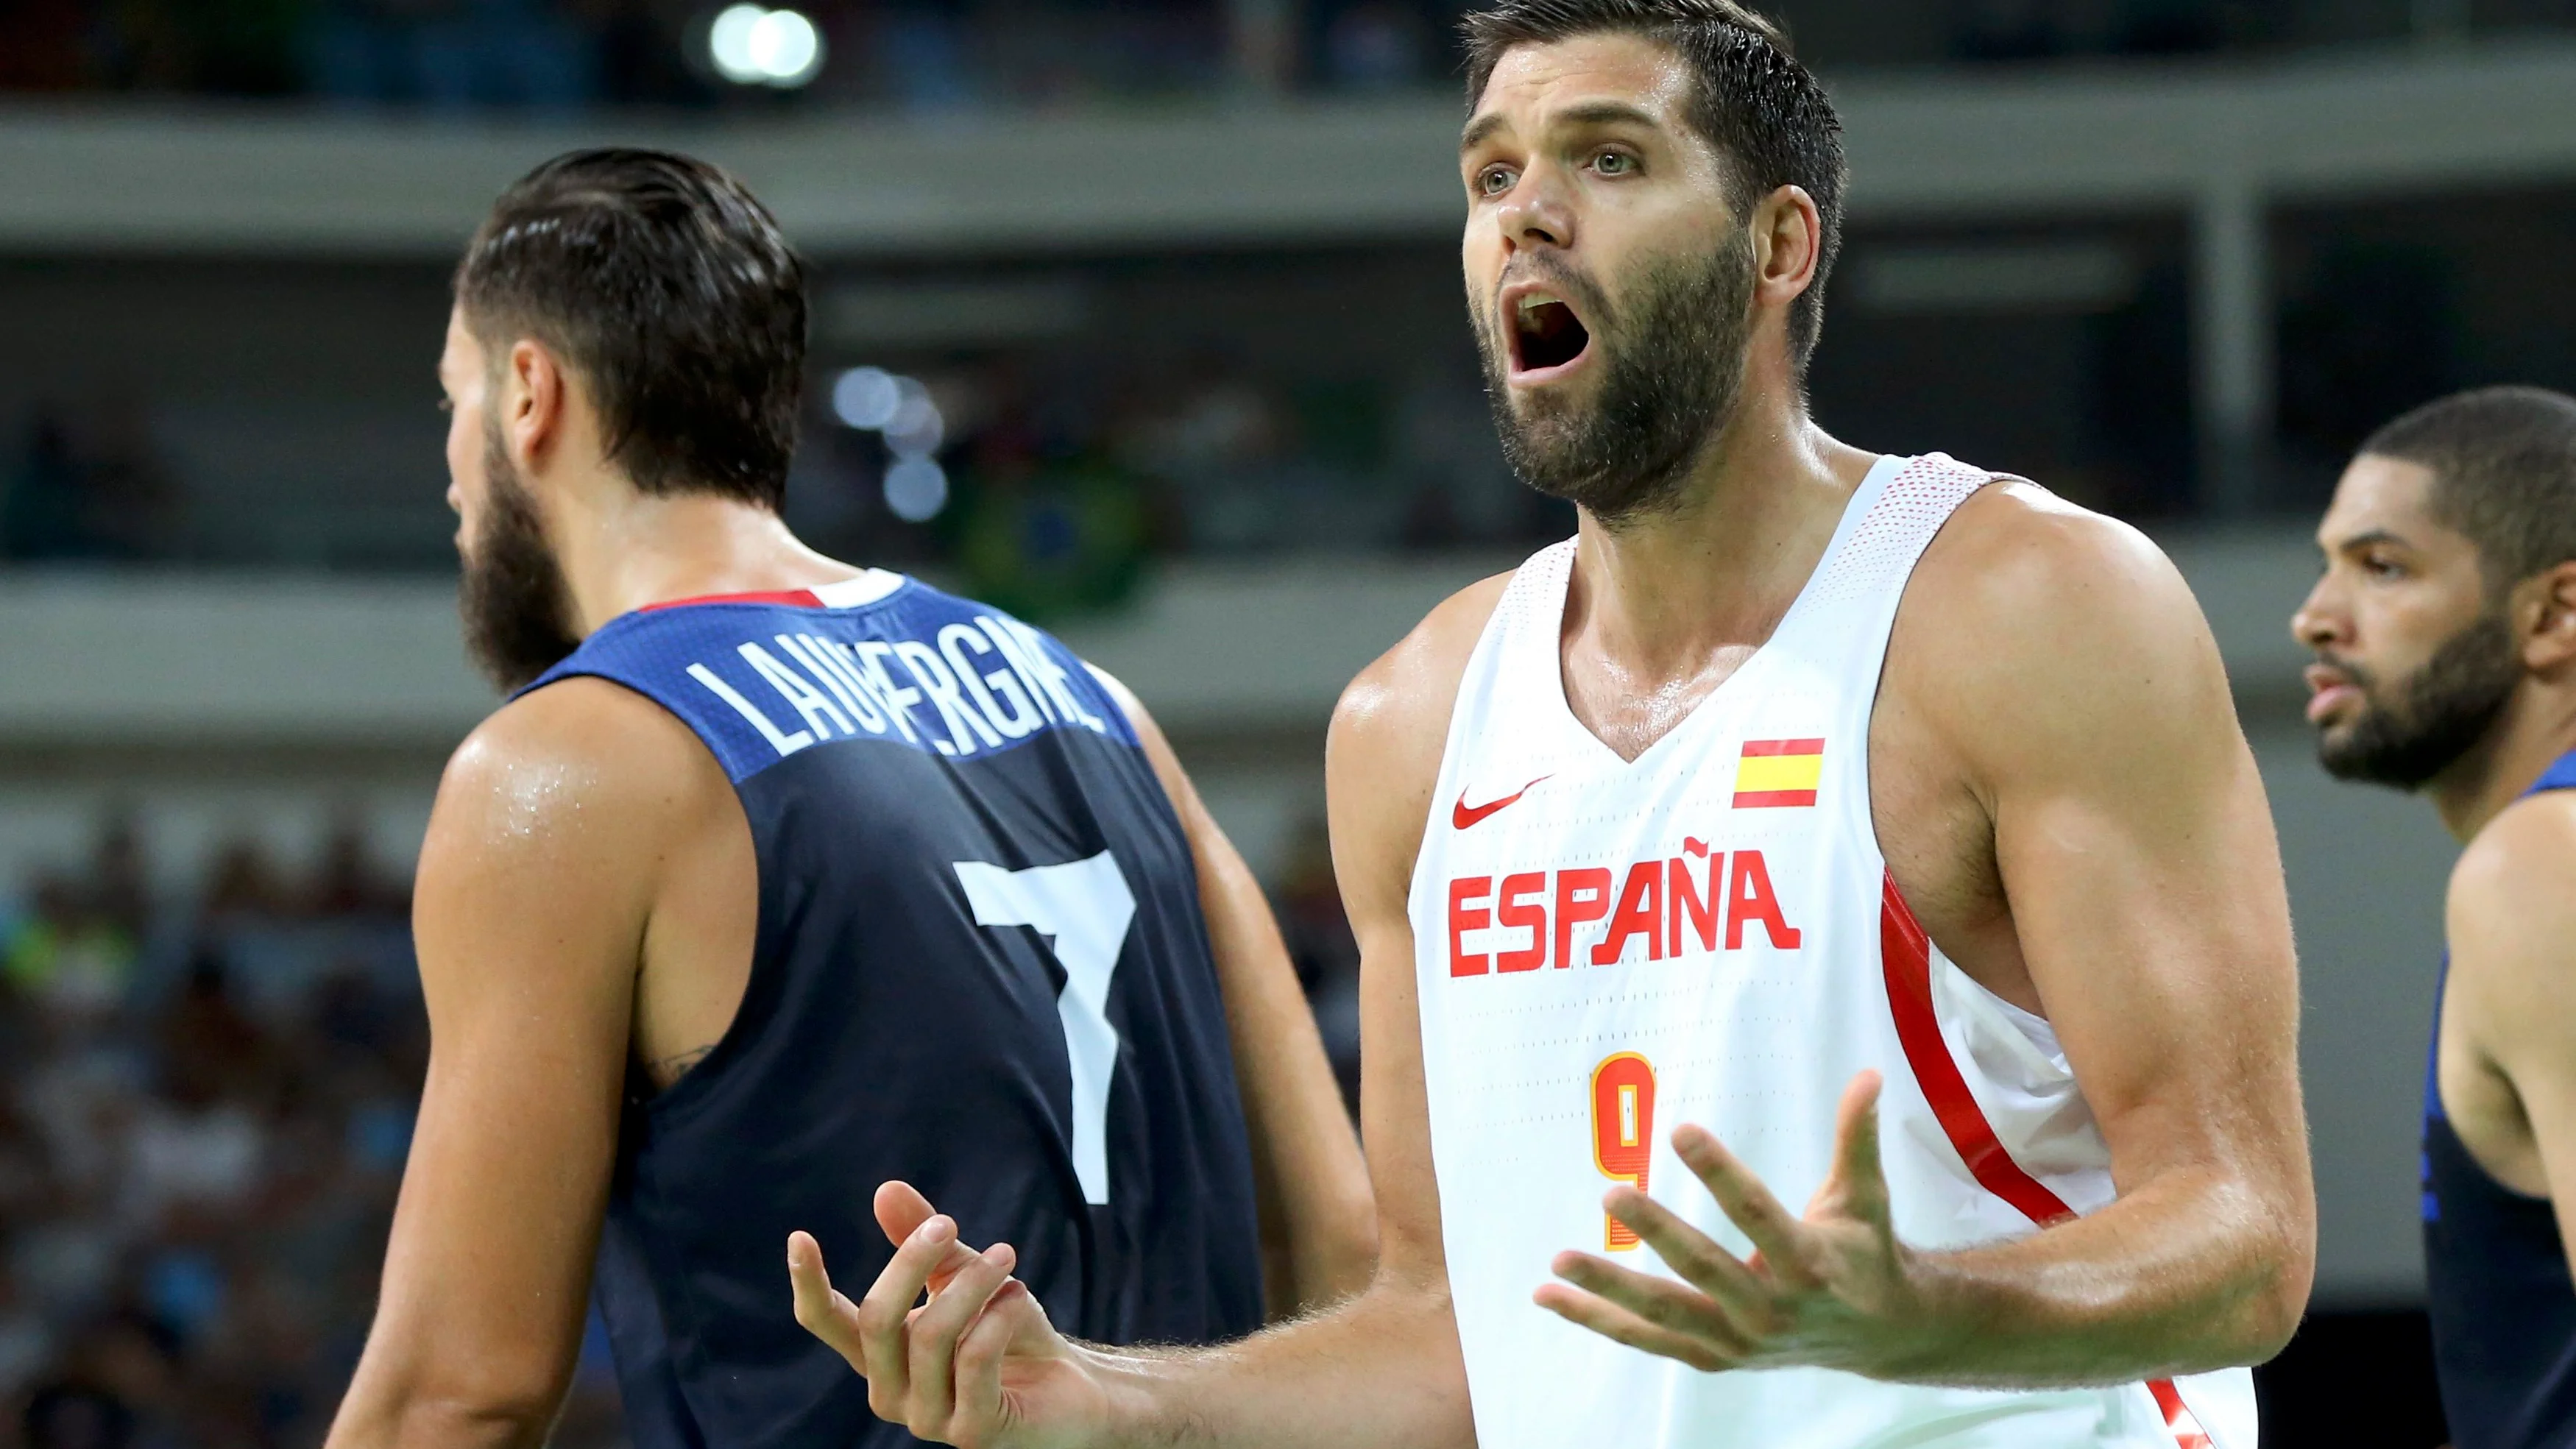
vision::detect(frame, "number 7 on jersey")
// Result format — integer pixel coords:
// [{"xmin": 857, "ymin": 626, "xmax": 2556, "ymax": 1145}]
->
[{"xmin": 955, "ymin": 852, "xmax": 1137, "ymax": 1206}]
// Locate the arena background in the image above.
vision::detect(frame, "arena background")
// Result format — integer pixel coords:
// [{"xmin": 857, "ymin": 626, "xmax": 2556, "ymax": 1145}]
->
[{"xmin": 1, "ymin": 0, "xmax": 2572, "ymax": 1442}]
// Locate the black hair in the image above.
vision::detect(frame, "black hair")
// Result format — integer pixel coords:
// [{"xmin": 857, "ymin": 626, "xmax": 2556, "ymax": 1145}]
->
[
  {"xmin": 1461, "ymin": 0, "xmax": 1845, "ymax": 373},
  {"xmin": 455, "ymin": 147, "xmax": 806, "ymax": 510},
  {"xmin": 2360, "ymin": 385, "xmax": 2576, "ymax": 594}
]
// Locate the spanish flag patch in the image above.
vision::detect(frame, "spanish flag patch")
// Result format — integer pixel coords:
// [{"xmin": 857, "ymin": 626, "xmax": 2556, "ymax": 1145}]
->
[{"xmin": 1733, "ymin": 738, "xmax": 1824, "ymax": 808}]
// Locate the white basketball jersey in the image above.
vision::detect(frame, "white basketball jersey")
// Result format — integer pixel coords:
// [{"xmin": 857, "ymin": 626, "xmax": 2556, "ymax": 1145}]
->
[{"xmin": 1407, "ymin": 454, "xmax": 2256, "ymax": 1449}]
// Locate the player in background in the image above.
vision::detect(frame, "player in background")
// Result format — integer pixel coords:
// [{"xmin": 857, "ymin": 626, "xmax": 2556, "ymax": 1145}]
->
[
  {"xmin": 2293, "ymin": 386, "xmax": 2576, "ymax": 1449},
  {"xmin": 322, "ymin": 149, "xmax": 1374, "ymax": 1448},
  {"xmin": 787, "ymin": 2, "xmax": 2313, "ymax": 1446}
]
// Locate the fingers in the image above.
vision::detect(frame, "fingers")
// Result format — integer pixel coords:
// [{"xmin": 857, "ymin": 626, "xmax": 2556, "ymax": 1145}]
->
[
  {"xmin": 1533, "ymin": 1280, "xmax": 1740, "ymax": 1373},
  {"xmin": 953, "ymin": 1276, "xmax": 1044, "ymax": 1425},
  {"xmin": 907, "ymin": 1242, "xmax": 1021, "ymax": 1423},
  {"xmin": 1671, "ymin": 1124, "xmax": 1811, "ymax": 1284},
  {"xmin": 1824, "ymin": 1071, "xmax": 1889, "ymax": 1216},
  {"xmin": 854, "ymin": 1213, "xmax": 961, "ymax": 1409},
  {"xmin": 788, "ymin": 1230, "xmax": 866, "ymax": 1368},
  {"xmin": 872, "ymin": 1182, "xmax": 985, "ymax": 1298},
  {"xmin": 1600, "ymin": 1187, "xmax": 1773, "ymax": 1322},
  {"xmin": 876, "ymin": 1180, "xmax": 939, "ymax": 1247},
  {"xmin": 1551, "ymin": 1244, "xmax": 1769, "ymax": 1349}
]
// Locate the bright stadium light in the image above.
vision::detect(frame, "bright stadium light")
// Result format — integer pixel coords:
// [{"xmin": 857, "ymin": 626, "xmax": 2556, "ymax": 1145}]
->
[
  {"xmin": 708, "ymin": 5, "xmax": 765, "ymax": 81},
  {"xmin": 707, "ymin": 5, "xmax": 824, "ymax": 88},
  {"xmin": 883, "ymin": 384, "xmax": 946, "ymax": 457},
  {"xmin": 884, "ymin": 456, "xmax": 949, "ymax": 522},
  {"xmin": 831, "ymin": 367, "xmax": 901, "ymax": 430}
]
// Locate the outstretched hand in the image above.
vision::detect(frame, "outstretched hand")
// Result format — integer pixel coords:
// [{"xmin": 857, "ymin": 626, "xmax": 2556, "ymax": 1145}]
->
[
  {"xmin": 788, "ymin": 1183, "xmax": 1114, "ymax": 1449},
  {"xmin": 1535, "ymin": 1071, "xmax": 1939, "ymax": 1375}
]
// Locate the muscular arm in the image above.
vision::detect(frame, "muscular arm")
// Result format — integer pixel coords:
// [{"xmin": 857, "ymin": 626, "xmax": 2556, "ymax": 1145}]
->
[
  {"xmin": 792, "ymin": 581, "xmax": 1510, "ymax": 1449},
  {"xmin": 1888, "ymin": 492, "xmax": 2314, "ymax": 1380},
  {"xmin": 1090, "ymin": 667, "xmax": 1377, "ymax": 1314},
  {"xmin": 2448, "ymin": 793, "xmax": 2576, "ymax": 1258},
  {"xmin": 328, "ymin": 681, "xmax": 720, "ymax": 1447},
  {"xmin": 1511, "ymin": 490, "xmax": 2309, "ymax": 1389}
]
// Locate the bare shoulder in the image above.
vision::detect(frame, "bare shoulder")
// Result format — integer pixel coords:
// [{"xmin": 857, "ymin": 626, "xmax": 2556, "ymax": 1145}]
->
[
  {"xmin": 1328, "ymin": 570, "xmax": 1515, "ymax": 782},
  {"xmin": 1909, "ymin": 481, "xmax": 2209, "ymax": 661},
  {"xmin": 2449, "ymin": 790, "xmax": 2576, "ymax": 1008},
  {"xmin": 428, "ymin": 676, "xmax": 728, "ymax": 868},
  {"xmin": 1894, "ymin": 482, "xmax": 2230, "ymax": 763},
  {"xmin": 1325, "ymin": 570, "xmax": 1515, "ymax": 891}
]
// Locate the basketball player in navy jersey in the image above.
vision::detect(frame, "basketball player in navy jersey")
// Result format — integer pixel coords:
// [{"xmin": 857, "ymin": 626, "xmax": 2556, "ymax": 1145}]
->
[
  {"xmin": 2296, "ymin": 386, "xmax": 2576, "ymax": 1449},
  {"xmin": 320, "ymin": 150, "xmax": 1374, "ymax": 1448}
]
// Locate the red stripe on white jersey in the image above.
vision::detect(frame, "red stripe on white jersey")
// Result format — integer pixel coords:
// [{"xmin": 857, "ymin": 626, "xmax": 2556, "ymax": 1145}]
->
[{"xmin": 1878, "ymin": 873, "xmax": 2212, "ymax": 1449}]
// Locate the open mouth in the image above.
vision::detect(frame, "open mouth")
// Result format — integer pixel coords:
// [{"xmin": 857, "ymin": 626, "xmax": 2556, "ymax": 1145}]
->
[{"xmin": 1510, "ymin": 289, "xmax": 1592, "ymax": 378}]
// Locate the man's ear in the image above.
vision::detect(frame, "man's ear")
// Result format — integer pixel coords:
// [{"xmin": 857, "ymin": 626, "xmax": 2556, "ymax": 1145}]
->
[
  {"xmin": 503, "ymin": 338, "xmax": 569, "ymax": 475},
  {"xmin": 1750, "ymin": 184, "xmax": 1822, "ymax": 311},
  {"xmin": 2520, "ymin": 559, "xmax": 2576, "ymax": 673}
]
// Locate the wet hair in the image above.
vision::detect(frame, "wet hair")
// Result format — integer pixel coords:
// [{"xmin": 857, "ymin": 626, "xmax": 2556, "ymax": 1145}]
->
[
  {"xmin": 1461, "ymin": 0, "xmax": 1845, "ymax": 372},
  {"xmin": 454, "ymin": 148, "xmax": 806, "ymax": 511},
  {"xmin": 2360, "ymin": 385, "xmax": 2576, "ymax": 594}
]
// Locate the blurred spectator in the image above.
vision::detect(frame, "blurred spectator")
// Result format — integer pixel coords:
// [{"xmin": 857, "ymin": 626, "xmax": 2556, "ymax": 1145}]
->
[
  {"xmin": 0, "ymin": 814, "xmax": 445, "ymax": 1442},
  {"xmin": 1317, "ymin": 1, "xmax": 1428, "ymax": 91},
  {"xmin": 312, "ymin": 0, "xmax": 602, "ymax": 110},
  {"xmin": 3, "ymin": 412, "xmax": 99, "ymax": 563},
  {"xmin": 0, "ymin": 399, "xmax": 179, "ymax": 564}
]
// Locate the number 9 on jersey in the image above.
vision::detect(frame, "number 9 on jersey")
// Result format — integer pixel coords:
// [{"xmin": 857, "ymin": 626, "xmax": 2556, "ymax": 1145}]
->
[{"xmin": 1590, "ymin": 1052, "xmax": 1657, "ymax": 1250}]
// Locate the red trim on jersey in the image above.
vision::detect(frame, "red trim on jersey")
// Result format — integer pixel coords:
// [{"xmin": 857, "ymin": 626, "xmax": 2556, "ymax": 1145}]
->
[
  {"xmin": 638, "ymin": 589, "xmax": 824, "ymax": 613},
  {"xmin": 1878, "ymin": 872, "xmax": 2212, "ymax": 1449},
  {"xmin": 1740, "ymin": 737, "xmax": 1827, "ymax": 757},
  {"xmin": 1730, "ymin": 789, "xmax": 1819, "ymax": 809}
]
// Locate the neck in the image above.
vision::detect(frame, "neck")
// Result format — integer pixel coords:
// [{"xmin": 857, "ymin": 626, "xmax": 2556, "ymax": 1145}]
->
[
  {"xmin": 542, "ymin": 466, "xmax": 863, "ymax": 636},
  {"xmin": 1565, "ymin": 392, "xmax": 1879, "ymax": 681},
  {"xmin": 2427, "ymin": 684, "xmax": 2576, "ymax": 842}
]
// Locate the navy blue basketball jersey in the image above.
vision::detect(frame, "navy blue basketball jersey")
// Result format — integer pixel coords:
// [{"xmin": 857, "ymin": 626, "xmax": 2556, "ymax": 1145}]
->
[
  {"xmin": 520, "ymin": 570, "xmax": 1266, "ymax": 1448},
  {"xmin": 2424, "ymin": 748, "xmax": 2576, "ymax": 1449}
]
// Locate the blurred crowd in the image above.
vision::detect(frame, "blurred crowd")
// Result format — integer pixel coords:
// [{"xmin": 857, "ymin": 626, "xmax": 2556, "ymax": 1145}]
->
[
  {"xmin": 4, "ymin": 347, "xmax": 1561, "ymax": 594},
  {"xmin": 791, "ymin": 350, "xmax": 1565, "ymax": 617},
  {"xmin": 2, "ymin": 0, "xmax": 2558, "ymax": 114},
  {"xmin": 0, "ymin": 817, "xmax": 623, "ymax": 1448},
  {"xmin": 0, "ymin": 801, "xmax": 1374, "ymax": 1447},
  {"xmin": 0, "ymin": 0, "xmax": 1472, "ymax": 112}
]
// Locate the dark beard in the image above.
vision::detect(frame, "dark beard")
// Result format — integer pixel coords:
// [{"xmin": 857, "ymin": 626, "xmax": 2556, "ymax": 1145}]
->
[
  {"xmin": 459, "ymin": 425, "xmax": 581, "ymax": 693},
  {"xmin": 1473, "ymin": 230, "xmax": 1756, "ymax": 527},
  {"xmin": 2316, "ymin": 612, "xmax": 2522, "ymax": 790}
]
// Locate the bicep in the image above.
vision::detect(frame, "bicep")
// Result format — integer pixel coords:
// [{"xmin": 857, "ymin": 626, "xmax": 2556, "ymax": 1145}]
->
[
  {"xmin": 2452, "ymin": 823, "xmax": 2576, "ymax": 1251},
  {"xmin": 1959, "ymin": 528, "xmax": 2301, "ymax": 1187},
  {"xmin": 358, "ymin": 720, "xmax": 658, "ymax": 1409},
  {"xmin": 1996, "ymin": 718, "xmax": 2298, "ymax": 1159},
  {"xmin": 1328, "ymin": 686, "xmax": 1447, "ymax": 1289}
]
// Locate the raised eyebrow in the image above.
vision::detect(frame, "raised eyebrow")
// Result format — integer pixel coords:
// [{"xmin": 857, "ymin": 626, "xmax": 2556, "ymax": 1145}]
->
[
  {"xmin": 1549, "ymin": 100, "xmax": 1666, "ymax": 134},
  {"xmin": 1460, "ymin": 99, "xmax": 1663, "ymax": 157},
  {"xmin": 2334, "ymin": 528, "xmax": 2413, "ymax": 556}
]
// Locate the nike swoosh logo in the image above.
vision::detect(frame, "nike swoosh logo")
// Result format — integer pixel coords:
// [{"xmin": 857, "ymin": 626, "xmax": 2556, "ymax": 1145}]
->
[{"xmin": 1453, "ymin": 776, "xmax": 1549, "ymax": 831}]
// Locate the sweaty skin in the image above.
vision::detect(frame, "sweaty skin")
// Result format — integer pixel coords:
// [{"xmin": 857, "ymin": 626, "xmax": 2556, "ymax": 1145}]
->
[
  {"xmin": 2294, "ymin": 454, "xmax": 2576, "ymax": 1257},
  {"xmin": 785, "ymin": 31, "xmax": 2311, "ymax": 1448},
  {"xmin": 321, "ymin": 311, "xmax": 1375, "ymax": 1449}
]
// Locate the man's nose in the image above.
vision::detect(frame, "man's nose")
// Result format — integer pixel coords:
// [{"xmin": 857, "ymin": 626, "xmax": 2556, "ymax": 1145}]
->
[
  {"xmin": 2290, "ymin": 576, "xmax": 2346, "ymax": 651},
  {"xmin": 1496, "ymin": 170, "xmax": 1574, "ymax": 254}
]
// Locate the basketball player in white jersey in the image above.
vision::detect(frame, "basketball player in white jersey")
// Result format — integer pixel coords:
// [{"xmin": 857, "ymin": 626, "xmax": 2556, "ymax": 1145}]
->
[{"xmin": 784, "ymin": 1, "xmax": 2315, "ymax": 1444}]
